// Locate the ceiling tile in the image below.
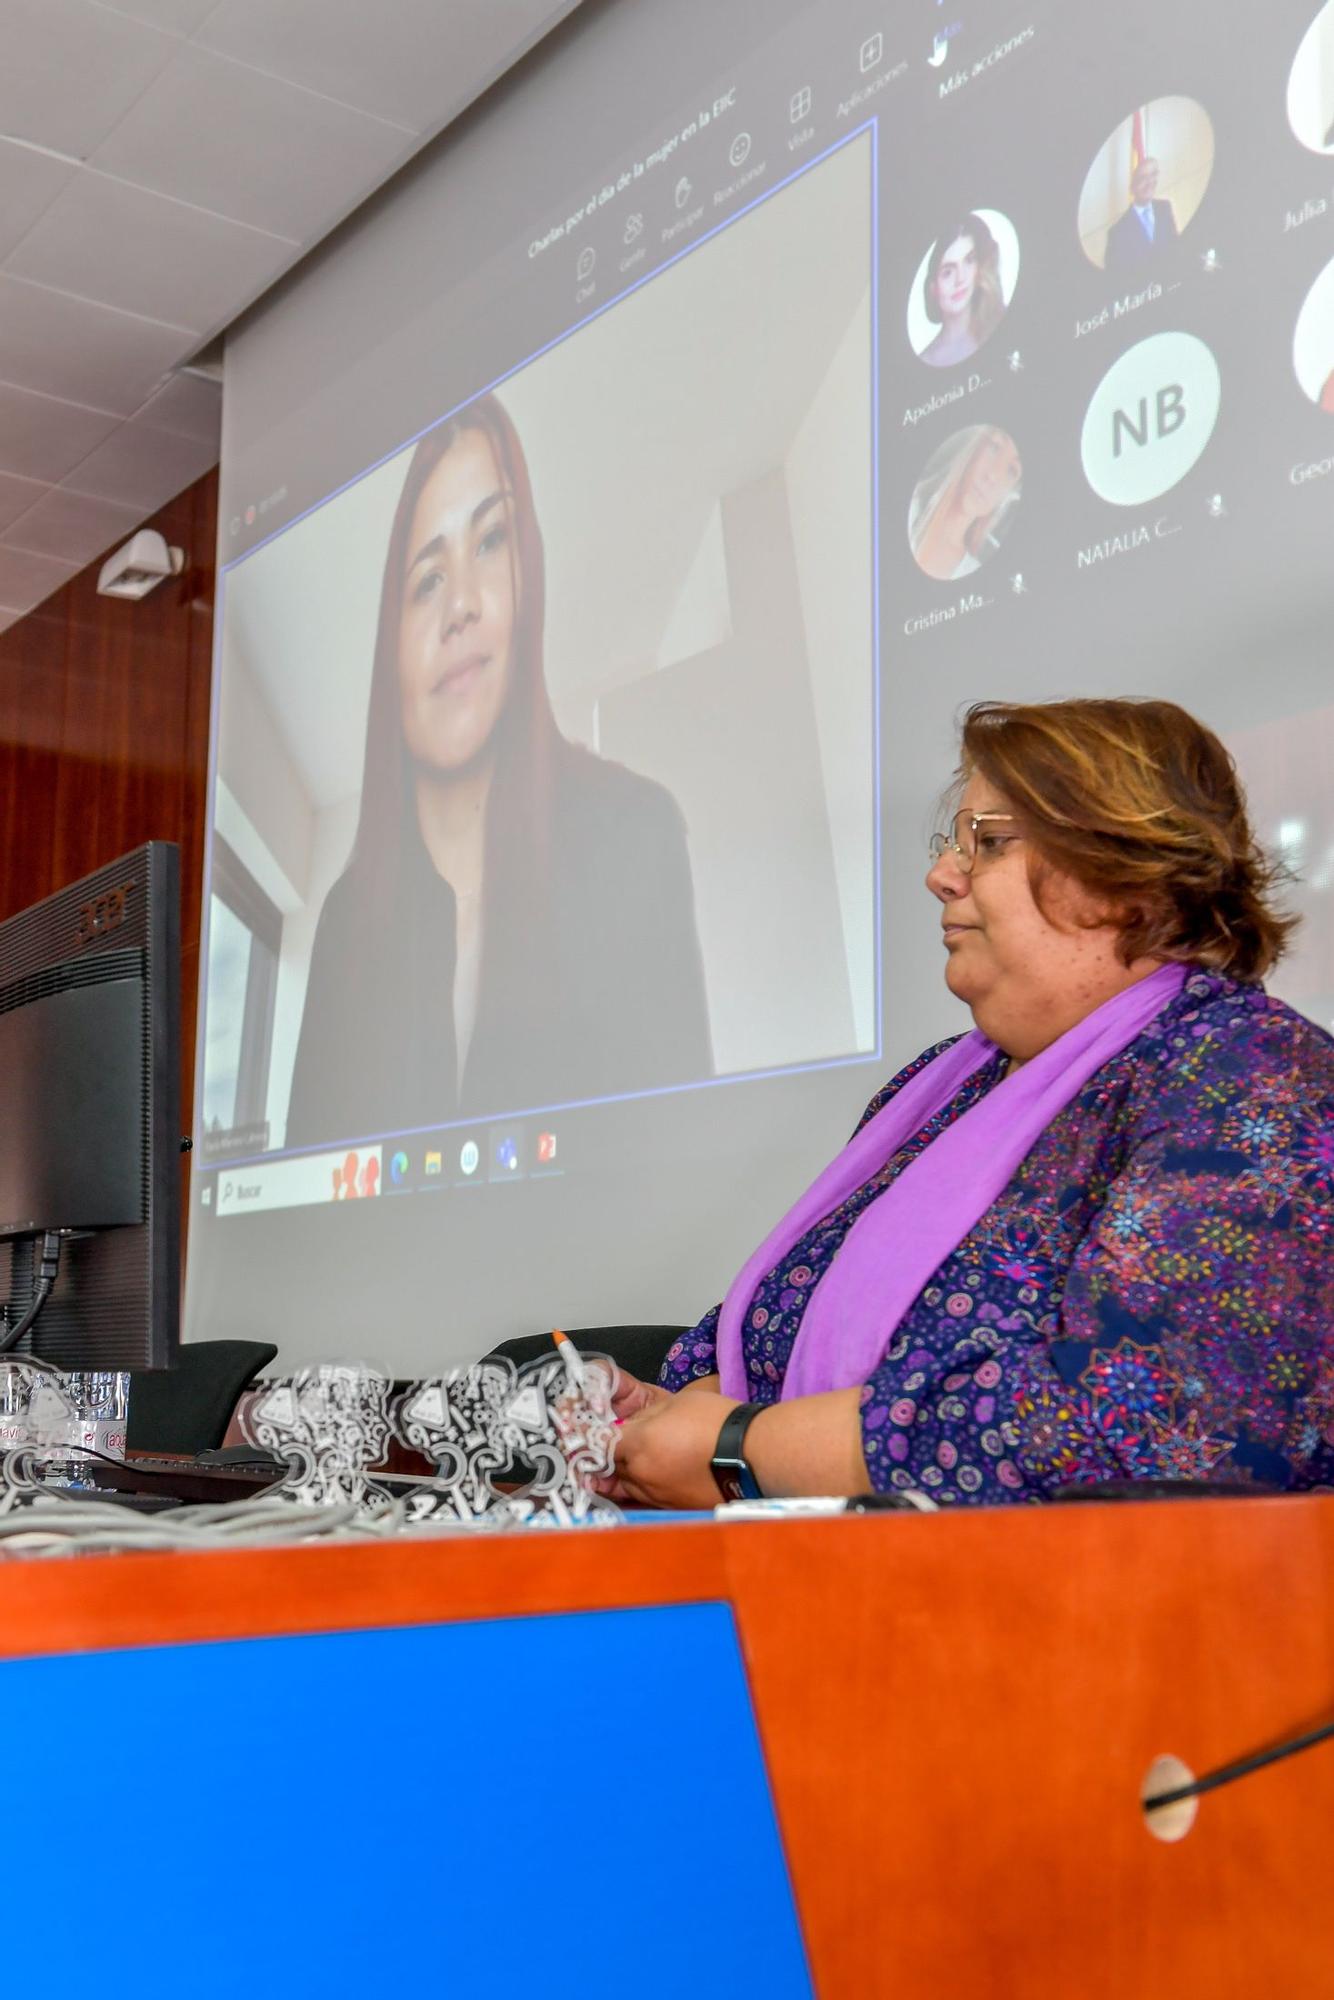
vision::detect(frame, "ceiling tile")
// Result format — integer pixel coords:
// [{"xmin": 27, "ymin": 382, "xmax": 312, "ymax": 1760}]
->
[
  {"xmin": 0, "ymin": 382, "xmax": 119, "ymax": 482},
  {"xmin": 6, "ymin": 170, "xmax": 296, "ymax": 334},
  {"xmin": 0, "ymin": 544, "xmax": 81, "ymax": 615},
  {"xmin": 0, "ymin": 275, "xmax": 188, "ymax": 415},
  {"xmin": 0, "ymin": 0, "xmax": 176, "ymax": 160},
  {"xmin": 0, "ymin": 485, "xmax": 145, "ymax": 564},
  {"xmin": 62, "ymin": 416, "xmax": 217, "ymax": 511},
  {"xmin": 0, "ymin": 470, "xmax": 50, "ymax": 534},
  {"xmin": 196, "ymin": 0, "xmax": 574, "ymax": 133},
  {"xmin": 135, "ymin": 369, "xmax": 222, "ymax": 441},
  {"xmin": 0, "ymin": 141, "xmax": 79, "ymax": 263},
  {"xmin": 91, "ymin": 0, "xmax": 220, "ymax": 33},
  {"xmin": 91, "ymin": 42, "xmax": 415, "ymax": 241}
]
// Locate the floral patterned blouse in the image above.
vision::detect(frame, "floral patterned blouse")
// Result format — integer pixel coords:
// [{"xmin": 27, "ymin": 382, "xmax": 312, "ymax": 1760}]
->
[{"xmin": 660, "ymin": 973, "xmax": 1334, "ymax": 1503}]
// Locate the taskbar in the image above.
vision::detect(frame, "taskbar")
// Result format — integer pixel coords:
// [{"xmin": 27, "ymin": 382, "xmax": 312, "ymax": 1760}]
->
[{"xmin": 197, "ymin": 1118, "xmax": 563, "ymax": 1220}]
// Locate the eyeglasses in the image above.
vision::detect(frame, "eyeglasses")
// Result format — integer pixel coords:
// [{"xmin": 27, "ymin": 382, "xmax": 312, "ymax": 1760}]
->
[{"xmin": 928, "ymin": 810, "xmax": 1018, "ymax": 874}]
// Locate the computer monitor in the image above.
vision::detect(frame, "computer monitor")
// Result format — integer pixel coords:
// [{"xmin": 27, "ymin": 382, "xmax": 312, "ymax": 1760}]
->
[{"xmin": 0, "ymin": 842, "xmax": 181, "ymax": 1371}]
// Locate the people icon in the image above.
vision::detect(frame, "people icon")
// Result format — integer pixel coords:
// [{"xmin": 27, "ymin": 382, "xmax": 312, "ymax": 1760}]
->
[
  {"xmin": 1104, "ymin": 157, "xmax": 1179, "ymax": 273},
  {"xmin": 906, "ymin": 211, "xmax": 1019, "ymax": 369}
]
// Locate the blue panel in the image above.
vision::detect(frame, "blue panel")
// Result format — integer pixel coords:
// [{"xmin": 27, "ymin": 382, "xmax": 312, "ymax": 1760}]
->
[{"xmin": 2, "ymin": 1602, "xmax": 811, "ymax": 1999}]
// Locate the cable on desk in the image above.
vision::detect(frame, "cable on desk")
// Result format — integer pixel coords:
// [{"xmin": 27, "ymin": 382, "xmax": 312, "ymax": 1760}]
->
[
  {"xmin": 0, "ymin": 1444, "xmax": 421, "ymax": 1555},
  {"xmin": 0, "ymin": 1489, "xmax": 412, "ymax": 1557}
]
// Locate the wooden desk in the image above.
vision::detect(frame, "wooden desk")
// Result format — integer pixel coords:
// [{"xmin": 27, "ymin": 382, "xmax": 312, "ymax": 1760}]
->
[{"xmin": 2, "ymin": 1495, "xmax": 1331, "ymax": 1996}]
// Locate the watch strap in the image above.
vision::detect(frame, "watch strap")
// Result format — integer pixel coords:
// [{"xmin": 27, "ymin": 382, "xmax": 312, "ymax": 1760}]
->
[{"xmin": 710, "ymin": 1402, "xmax": 767, "ymax": 1503}]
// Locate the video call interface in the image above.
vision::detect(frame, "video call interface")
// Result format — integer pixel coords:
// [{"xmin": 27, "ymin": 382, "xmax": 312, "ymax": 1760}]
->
[{"xmin": 192, "ymin": 0, "xmax": 1334, "ymax": 1357}]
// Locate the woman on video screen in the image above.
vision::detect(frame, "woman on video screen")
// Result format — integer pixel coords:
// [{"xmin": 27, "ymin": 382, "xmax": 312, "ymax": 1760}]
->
[
  {"xmin": 286, "ymin": 394, "xmax": 713, "ymax": 1149},
  {"xmin": 918, "ymin": 214, "xmax": 1005, "ymax": 369},
  {"xmin": 908, "ymin": 424, "xmax": 1022, "ymax": 582}
]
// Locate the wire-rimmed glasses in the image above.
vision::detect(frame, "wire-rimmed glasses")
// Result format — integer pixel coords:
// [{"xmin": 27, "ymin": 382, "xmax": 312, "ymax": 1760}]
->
[{"xmin": 927, "ymin": 810, "xmax": 1018, "ymax": 874}]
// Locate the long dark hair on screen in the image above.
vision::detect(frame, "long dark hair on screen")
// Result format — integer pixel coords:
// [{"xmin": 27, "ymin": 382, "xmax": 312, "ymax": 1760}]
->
[
  {"xmin": 340, "ymin": 393, "xmax": 568, "ymax": 1018},
  {"xmin": 922, "ymin": 213, "xmax": 1005, "ymax": 345}
]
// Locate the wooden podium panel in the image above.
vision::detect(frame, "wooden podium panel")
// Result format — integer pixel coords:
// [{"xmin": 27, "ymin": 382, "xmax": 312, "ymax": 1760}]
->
[{"xmin": 2, "ymin": 1495, "xmax": 1331, "ymax": 1997}]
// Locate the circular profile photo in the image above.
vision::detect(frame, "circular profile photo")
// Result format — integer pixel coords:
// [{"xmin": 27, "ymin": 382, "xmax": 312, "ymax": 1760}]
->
[
  {"xmin": 907, "ymin": 424, "xmax": 1022, "ymax": 581},
  {"xmin": 1077, "ymin": 98, "xmax": 1215, "ymax": 273},
  {"xmin": 905, "ymin": 210, "xmax": 1021, "ymax": 369},
  {"xmin": 1289, "ymin": 2, "xmax": 1334, "ymax": 155},
  {"xmin": 1080, "ymin": 331, "xmax": 1221, "ymax": 507},
  {"xmin": 1294, "ymin": 255, "xmax": 1334, "ymax": 411}
]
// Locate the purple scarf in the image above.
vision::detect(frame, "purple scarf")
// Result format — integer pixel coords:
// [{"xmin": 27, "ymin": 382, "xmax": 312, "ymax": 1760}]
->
[{"xmin": 717, "ymin": 963, "xmax": 1188, "ymax": 1400}]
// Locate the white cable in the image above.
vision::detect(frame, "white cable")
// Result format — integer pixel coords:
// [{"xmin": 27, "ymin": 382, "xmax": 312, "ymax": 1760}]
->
[{"xmin": 0, "ymin": 1492, "xmax": 414, "ymax": 1559}]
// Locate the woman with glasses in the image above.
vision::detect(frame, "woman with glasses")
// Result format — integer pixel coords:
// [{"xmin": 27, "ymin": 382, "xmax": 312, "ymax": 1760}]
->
[{"xmin": 594, "ymin": 697, "xmax": 1334, "ymax": 1509}]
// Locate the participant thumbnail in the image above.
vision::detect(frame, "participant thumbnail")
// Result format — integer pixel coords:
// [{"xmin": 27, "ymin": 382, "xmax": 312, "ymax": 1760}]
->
[
  {"xmin": 1294, "ymin": 256, "xmax": 1334, "ymax": 413},
  {"xmin": 905, "ymin": 211, "xmax": 1020, "ymax": 369},
  {"xmin": 907, "ymin": 425, "xmax": 1022, "ymax": 581},
  {"xmin": 1288, "ymin": 2, "xmax": 1334, "ymax": 156},
  {"xmin": 1080, "ymin": 330, "xmax": 1221, "ymax": 507},
  {"xmin": 1077, "ymin": 98, "xmax": 1215, "ymax": 274}
]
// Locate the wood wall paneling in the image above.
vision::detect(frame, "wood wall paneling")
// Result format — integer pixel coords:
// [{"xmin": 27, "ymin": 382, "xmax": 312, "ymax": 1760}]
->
[{"xmin": 0, "ymin": 470, "xmax": 217, "ymax": 1145}]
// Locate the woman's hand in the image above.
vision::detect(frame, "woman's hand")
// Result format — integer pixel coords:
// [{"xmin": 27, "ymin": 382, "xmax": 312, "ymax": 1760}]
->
[
  {"xmin": 590, "ymin": 1382, "xmax": 872, "ymax": 1511},
  {"xmin": 592, "ymin": 1390, "xmax": 742, "ymax": 1510},
  {"xmin": 599, "ymin": 1363, "xmax": 719, "ymax": 1422},
  {"xmin": 602, "ymin": 1365, "xmax": 674, "ymax": 1423}
]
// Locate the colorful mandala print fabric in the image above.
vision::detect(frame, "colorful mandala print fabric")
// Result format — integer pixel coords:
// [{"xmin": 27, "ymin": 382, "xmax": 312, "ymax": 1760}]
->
[{"xmin": 661, "ymin": 973, "xmax": 1334, "ymax": 1503}]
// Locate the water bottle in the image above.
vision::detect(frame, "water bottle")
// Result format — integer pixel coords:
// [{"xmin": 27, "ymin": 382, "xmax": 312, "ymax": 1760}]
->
[{"xmin": 49, "ymin": 1371, "xmax": 132, "ymax": 1487}]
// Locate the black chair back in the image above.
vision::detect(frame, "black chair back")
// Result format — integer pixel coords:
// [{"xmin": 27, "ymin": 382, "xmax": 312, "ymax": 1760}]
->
[{"xmin": 127, "ymin": 1339, "xmax": 279, "ymax": 1455}]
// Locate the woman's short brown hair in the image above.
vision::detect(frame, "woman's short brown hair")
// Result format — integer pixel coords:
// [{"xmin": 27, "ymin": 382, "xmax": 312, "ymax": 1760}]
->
[{"xmin": 958, "ymin": 697, "xmax": 1296, "ymax": 979}]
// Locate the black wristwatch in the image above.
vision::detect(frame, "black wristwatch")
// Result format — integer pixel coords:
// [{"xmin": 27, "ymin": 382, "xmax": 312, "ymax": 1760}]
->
[{"xmin": 710, "ymin": 1403, "xmax": 767, "ymax": 1503}]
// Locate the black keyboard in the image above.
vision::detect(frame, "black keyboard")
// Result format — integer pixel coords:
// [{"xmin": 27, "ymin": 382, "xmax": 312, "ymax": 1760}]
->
[{"xmin": 78, "ymin": 1453, "xmax": 286, "ymax": 1507}]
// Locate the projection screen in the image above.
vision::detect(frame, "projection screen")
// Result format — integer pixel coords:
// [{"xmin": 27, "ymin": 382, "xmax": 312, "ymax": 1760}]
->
[{"xmin": 189, "ymin": 0, "xmax": 1334, "ymax": 1372}]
